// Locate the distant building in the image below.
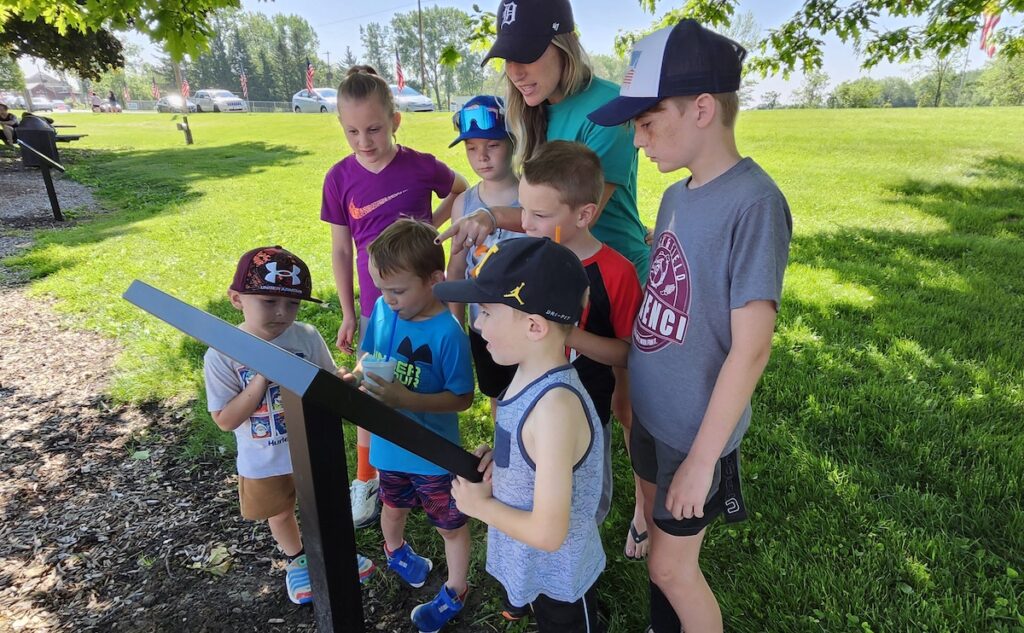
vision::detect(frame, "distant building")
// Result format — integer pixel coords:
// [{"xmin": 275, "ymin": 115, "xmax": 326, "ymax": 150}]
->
[{"xmin": 25, "ymin": 71, "xmax": 78, "ymax": 102}]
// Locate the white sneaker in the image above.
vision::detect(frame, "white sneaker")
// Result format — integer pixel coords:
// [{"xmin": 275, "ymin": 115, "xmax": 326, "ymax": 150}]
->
[{"xmin": 350, "ymin": 477, "xmax": 380, "ymax": 528}]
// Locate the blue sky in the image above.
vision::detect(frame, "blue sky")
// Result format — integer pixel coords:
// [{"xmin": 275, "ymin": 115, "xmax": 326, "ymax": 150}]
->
[{"xmin": 23, "ymin": 0, "xmax": 1018, "ymax": 104}]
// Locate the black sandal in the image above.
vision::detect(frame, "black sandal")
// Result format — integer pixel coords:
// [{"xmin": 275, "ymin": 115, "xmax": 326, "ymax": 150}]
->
[{"xmin": 625, "ymin": 521, "xmax": 649, "ymax": 561}]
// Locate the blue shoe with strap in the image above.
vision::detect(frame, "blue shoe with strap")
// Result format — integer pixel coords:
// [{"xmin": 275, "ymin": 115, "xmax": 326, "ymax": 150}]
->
[
  {"xmin": 285, "ymin": 554, "xmax": 313, "ymax": 605},
  {"xmin": 411, "ymin": 584, "xmax": 466, "ymax": 632},
  {"xmin": 385, "ymin": 541, "xmax": 433, "ymax": 588}
]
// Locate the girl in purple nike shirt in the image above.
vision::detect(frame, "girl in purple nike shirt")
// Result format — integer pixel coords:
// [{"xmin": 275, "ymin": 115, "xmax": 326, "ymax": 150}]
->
[{"xmin": 321, "ymin": 65, "xmax": 468, "ymax": 523}]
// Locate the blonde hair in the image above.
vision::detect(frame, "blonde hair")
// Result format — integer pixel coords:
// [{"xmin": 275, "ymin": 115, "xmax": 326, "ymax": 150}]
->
[
  {"xmin": 367, "ymin": 219, "xmax": 444, "ymax": 280},
  {"xmin": 338, "ymin": 65, "xmax": 396, "ymax": 116},
  {"xmin": 503, "ymin": 32, "xmax": 593, "ymax": 170},
  {"xmin": 522, "ymin": 141, "xmax": 604, "ymax": 210}
]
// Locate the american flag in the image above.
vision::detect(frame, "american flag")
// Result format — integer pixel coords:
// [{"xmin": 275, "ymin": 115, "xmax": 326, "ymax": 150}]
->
[
  {"xmin": 181, "ymin": 78, "xmax": 190, "ymax": 99},
  {"xmin": 980, "ymin": 8, "xmax": 1001, "ymax": 58},
  {"xmin": 150, "ymin": 77, "xmax": 160, "ymax": 100},
  {"xmin": 396, "ymin": 51, "xmax": 406, "ymax": 91},
  {"xmin": 240, "ymin": 70, "xmax": 249, "ymax": 100},
  {"xmin": 305, "ymin": 58, "xmax": 315, "ymax": 94}
]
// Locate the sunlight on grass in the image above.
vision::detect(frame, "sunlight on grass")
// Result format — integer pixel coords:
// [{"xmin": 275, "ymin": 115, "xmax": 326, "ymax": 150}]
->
[
  {"xmin": 4, "ymin": 107, "xmax": 1023, "ymax": 631},
  {"xmin": 785, "ymin": 264, "xmax": 876, "ymax": 312}
]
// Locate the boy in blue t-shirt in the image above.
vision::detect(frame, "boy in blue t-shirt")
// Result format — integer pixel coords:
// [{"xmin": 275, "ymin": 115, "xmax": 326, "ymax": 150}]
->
[{"xmin": 339, "ymin": 219, "xmax": 474, "ymax": 632}]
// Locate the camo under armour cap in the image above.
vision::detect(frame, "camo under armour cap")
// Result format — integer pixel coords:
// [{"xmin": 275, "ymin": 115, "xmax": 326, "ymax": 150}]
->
[
  {"xmin": 588, "ymin": 19, "xmax": 746, "ymax": 127},
  {"xmin": 433, "ymin": 237, "xmax": 588, "ymax": 324},
  {"xmin": 481, "ymin": 0, "xmax": 575, "ymax": 66},
  {"xmin": 230, "ymin": 246, "xmax": 322, "ymax": 303}
]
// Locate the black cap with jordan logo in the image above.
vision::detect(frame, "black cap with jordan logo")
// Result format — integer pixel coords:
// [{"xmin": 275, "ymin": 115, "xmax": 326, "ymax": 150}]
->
[
  {"xmin": 588, "ymin": 19, "xmax": 746, "ymax": 127},
  {"xmin": 433, "ymin": 237, "xmax": 589, "ymax": 324},
  {"xmin": 481, "ymin": 0, "xmax": 576, "ymax": 66}
]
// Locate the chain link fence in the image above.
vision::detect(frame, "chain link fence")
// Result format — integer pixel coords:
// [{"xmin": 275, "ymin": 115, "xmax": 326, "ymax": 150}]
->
[{"xmin": 123, "ymin": 100, "xmax": 294, "ymax": 113}]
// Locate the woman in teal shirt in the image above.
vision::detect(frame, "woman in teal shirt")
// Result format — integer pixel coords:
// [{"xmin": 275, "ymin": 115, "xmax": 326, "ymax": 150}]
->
[
  {"xmin": 443, "ymin": 0, "xmax": 650, "ymax": 279},
  {"xmin": 438, "ymin": 0, "xmax": 652, "ymax": 567}
]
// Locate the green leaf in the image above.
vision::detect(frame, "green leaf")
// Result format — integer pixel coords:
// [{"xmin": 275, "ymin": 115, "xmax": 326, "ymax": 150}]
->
[{"xmin": 131, "ymin": 450, "xmax": 150, "ymax": 460}]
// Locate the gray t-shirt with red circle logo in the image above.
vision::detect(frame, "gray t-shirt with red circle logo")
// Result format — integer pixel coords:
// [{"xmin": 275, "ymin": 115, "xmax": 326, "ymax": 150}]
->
[{"xmin": 629, "ymin": 157, "xmax": 792, "ymax": 455}]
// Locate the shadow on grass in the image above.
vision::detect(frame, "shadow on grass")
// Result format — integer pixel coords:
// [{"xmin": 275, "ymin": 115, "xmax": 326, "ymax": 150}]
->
[
  {"xmin": 729, "ymin": 221, "xmax": 1024, "ymax": 628},
  {"xmin": 7, "ymin": 142, "xmax": 309, "ymax": 280},
  {"xmin": 147, "ymin": 153, "xmax": 1024, "ymax": 631},
  {"xmin": 885, "ymin": 154, "xmax": 1024, "ymax": 238}
]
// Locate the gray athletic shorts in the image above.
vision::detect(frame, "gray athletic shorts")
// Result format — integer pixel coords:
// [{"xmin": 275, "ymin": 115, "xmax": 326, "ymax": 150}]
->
[{"xmin": 630, "ymin": 420, "xmax": 747, "ymax": 537}]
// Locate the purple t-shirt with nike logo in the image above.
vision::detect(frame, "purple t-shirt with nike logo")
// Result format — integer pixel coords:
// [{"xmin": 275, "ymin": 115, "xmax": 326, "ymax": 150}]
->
[{"xmin": 321, "ymin": 145, "xmax": 456, "ymax": 316}]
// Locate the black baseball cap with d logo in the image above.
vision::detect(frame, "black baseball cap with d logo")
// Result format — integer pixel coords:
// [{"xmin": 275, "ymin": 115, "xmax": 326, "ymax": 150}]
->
[
  {"xmin": 433, "ymin": 237, "xmax": 589, "ymax": 324},
  {"xmin": 588, "ymin": 19, "xmax": 746, "ymax": 127},
  {"xmin": 481, "ymin": 0, "xmax": 576, "ymax": 66}
]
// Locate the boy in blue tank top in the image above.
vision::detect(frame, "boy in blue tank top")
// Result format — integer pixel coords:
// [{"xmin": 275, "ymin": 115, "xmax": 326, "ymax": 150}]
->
[{"xmin": 437, "ymin": 237, "xmax": 606, "ymax": 633}]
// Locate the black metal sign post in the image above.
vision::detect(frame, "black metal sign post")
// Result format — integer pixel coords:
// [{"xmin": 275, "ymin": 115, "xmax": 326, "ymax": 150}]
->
[
  {"xmin": 122, "ymin": 281, "xmax": 482, "ymax": 632},
  {"xmin": 16, "ymin": 139, "xmax": 65, "ymax": 221},
  {"xmin": 281, "ymin": 391, "xmax": 364, "ymax": 631}
]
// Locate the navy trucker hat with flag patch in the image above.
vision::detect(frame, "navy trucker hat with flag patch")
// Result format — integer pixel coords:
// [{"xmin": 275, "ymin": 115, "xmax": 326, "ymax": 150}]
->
[
  {"xmin": 481, "ymin": 0, "xmax": 576, "ymax": 66},
  {"xmin": 588, "ymin": 19, "xmax": 746, "ymax": 127},
  {"xmin": 433, "ymin": 237, "xmax": 589, "ymax": 324},
  {"xmin": 230, "ymin": 246, "xmax": 322, "ymax": 303}
]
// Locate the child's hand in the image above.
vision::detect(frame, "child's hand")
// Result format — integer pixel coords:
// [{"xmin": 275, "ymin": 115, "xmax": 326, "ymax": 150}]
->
[
  {"xmin": 361, "ymin": 374, "xmax": 409, "ymax": 408},
  {"xmin": 336, "ymin": 366, "xmax": 362, "ymax": 386},
  {"xmin": 336, "ymin": 320, "xmax": 357, "ymax": 353},
  {"xmin": 451, "ymin": 474, "xmax": 492, "ymax": 519},
  {"xmin": 665, "ymin": 455, "xmax": 715, "ymax": 521},
  {"xmin": 473, "ymin": 444, "xmax": 495, "ymax": 482}
]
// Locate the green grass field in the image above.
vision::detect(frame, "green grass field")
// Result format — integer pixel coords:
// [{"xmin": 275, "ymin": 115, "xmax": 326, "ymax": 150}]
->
[{"xmin": 6, "ymin": 107, "xmax": 1024, "ymax": 631}]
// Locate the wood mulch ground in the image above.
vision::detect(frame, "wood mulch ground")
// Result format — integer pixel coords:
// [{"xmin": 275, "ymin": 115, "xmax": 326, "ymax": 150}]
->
[{"xmin": 0, "ymin": 150, "xmax": 521, "ymax": 633}]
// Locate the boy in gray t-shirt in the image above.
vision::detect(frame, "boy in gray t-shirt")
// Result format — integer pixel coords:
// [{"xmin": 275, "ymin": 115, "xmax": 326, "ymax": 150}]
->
[
  {"xmin": 203, "ymin": 246, "xmax": 377, "ymax": 605},
  {"xmin": 589, "ymin": 20, "xmax": 792, "ymax": 633}
]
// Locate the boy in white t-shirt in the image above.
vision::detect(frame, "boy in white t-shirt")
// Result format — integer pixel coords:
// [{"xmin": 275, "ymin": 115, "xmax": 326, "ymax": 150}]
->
[{"xmin": 203, "ymin": 246, "xmax": 376, "ymax": 605}]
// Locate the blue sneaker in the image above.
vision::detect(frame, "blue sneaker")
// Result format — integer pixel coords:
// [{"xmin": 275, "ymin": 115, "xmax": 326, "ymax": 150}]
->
[
  {"xmin": 385, "ymin": 542, "xmax": 433, "ymax": 588},
  {"xmin": 357, "ymin": 554, "xmax": 377, "ymax": 584},
  {"xmin": 285, "ymin": 554, "xmax": 313, "ymax": 605},
  {"xmin": 411, "ymin": 584, "xmax": 466, "ymax": 632}
]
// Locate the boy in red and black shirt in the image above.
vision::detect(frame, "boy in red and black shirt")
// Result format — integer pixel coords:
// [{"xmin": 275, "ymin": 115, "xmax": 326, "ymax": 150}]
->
[{"xmin": 518, "ymin": 140, "xmax": 644, "ymax": 527}]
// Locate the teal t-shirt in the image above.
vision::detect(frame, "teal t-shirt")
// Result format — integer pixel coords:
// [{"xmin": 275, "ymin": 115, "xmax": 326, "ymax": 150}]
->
[{"xmin": 546, "ymin": 76, "xmax": 651, "ymax": 280}]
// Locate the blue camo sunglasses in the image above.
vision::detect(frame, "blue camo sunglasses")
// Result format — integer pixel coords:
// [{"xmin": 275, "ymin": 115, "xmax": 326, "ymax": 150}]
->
[{"xmin": 453, "ymin": 103, "xmax": 504, "ymax": 134}]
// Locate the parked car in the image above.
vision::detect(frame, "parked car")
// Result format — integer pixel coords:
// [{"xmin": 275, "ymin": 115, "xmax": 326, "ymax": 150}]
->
[
  {"xmin": 291, "ymin": 88, "xmax": 337, "ymax": 113},
  {"xmin": 156, "ymin": 95, "xmax": 198, "ymax": 113},
  {"xmin": 30, "ymin": 98, "xmax": 54, "ymax": 112},
  {"xmin": 390, "ymin": 85, "xmax": 434, "ymax": 112},
  {"xmin": 194, "ymin": 89, "xmax": 248, "ymax": 113},
  {"xmin": 52, "ymin": 102, "xmax": 70, "ymax": 112},
  {"xmin": 1, "ymin": 94, "xmax": 26, "ymax": 109}
]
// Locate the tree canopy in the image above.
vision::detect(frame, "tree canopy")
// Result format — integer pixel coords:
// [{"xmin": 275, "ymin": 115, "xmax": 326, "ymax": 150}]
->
[
  {"xmin": 0, "ymin": 0, "xmax": 242, "ymax": 79},
  {"xmin": 622, "ymin": 1, "xmax": 1023, "ymax": 77}
]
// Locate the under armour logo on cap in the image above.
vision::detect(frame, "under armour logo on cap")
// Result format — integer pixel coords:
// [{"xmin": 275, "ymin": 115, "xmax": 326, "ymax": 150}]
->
[{"xmin": 264, "ymin": 262, "xmax": 302, "ymax": 286}]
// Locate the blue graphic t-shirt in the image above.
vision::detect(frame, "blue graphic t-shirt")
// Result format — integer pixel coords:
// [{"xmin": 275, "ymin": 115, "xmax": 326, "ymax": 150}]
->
[{"xmin": 360, "ymin": 297, "xmax": 474, "ymax": 475}]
